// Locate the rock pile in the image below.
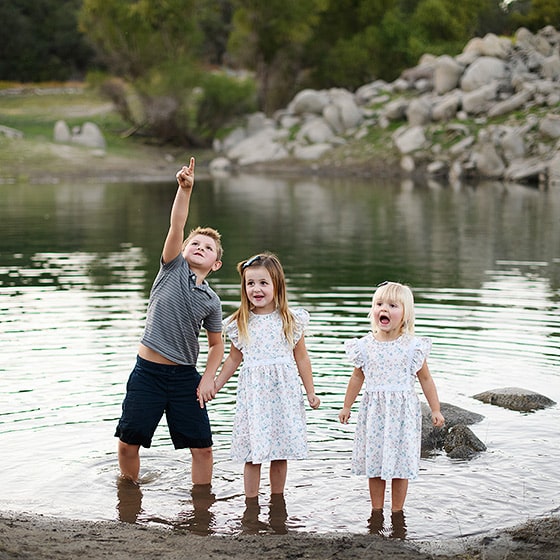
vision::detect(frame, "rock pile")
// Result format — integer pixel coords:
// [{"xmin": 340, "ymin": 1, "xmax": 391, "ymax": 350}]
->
[{"xmin": 212, "ymin": 26, "xmax": 560, "ymax": 188}]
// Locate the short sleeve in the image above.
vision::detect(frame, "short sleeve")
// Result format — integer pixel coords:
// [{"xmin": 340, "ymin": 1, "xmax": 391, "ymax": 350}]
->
[
  {"xmin": 345, "ymin": 338, "xmax": 364, "ymax": 369},
  {"xmin": 223, "ymin": 316, "xmax": 242, "ymax": 350},
  {"xmin": 412, "ymin": 336, "xmax": 432, "ymax": 372},
  {"xmin": 292, "ymin": 307, "xmax": 309, "ymax": 345}
]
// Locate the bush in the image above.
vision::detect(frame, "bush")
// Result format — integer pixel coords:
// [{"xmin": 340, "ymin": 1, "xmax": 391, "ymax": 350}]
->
[{"xmin": 192, "ymin": 72, "xmax": 257, "ymax": 143}]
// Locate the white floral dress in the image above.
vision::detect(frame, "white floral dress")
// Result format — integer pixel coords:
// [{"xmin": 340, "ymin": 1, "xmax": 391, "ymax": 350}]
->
[
  {"xmin": 224, "ymin": 308, "xmax": 309, "ymax": 464},
  {"xmin": 345, "ymin": 333, "xmax": 431, "ymax": 480}
]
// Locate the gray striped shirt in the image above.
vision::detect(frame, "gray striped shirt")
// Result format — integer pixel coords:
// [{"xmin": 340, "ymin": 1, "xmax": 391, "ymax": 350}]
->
[{"xmin": 140, "ymin": 254, "xmax": 222, "ymax": 366}]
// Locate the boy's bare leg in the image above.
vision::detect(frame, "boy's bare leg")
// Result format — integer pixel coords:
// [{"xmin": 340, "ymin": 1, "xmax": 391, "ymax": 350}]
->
[
  {"xmin": 244, "ymin": 462, "xmax": 262, "ymax": 498},
  {"xmin": 391, "ymin": 478, "xmax": 409, "ymax": 511},
  {"xmin": 368, "ymin": 477, "xmax": 386, "ymax": 510},
  {"xmin": 118, "ymin": 440, "xmax": 141, "ymax": 482},
  {"xmin": 270, "ymin": 460, "xmax": 288, "ymax": 495},
  {"xmin": 190, "ymin": 447, "xmax": 213, "ymax": 485}
]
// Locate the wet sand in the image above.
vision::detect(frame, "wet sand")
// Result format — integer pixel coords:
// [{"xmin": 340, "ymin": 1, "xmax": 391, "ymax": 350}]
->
[{"xmin": 1, "ymin": 512, "xmax": 558, "ymax": 559}]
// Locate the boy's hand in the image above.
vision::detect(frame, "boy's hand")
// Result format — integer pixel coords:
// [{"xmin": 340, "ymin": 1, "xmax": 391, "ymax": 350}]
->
[
  {"xmin": 197, "ymin": 375, "xmax": 216, "ymax": 408},
  {"xmin": 176, "ymin": 157, "xmax": 195, "ymax": 190}
]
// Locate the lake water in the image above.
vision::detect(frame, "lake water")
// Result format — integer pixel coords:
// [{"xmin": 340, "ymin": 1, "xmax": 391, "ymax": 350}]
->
[{"xmin": 1, "ymin": 173, "xmax": 559, "ymax": 541}]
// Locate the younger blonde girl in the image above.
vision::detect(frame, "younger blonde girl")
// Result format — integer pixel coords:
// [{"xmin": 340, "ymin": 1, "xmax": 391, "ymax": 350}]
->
[{"xmin": 339, "ymin": 281, "xmax": 444, "ymax": 525}]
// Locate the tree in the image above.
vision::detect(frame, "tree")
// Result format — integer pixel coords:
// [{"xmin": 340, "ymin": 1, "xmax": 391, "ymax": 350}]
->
[
  {"xmin": 509, "ymin": 0, "xmax": 560, "ymax": 30},
  {"xmin": 0, "ymin": 0, "xmax": 93, "ymax": 82},
  {"xmin": 79, "ymin": 0, "xmax": 255, "ymax": 146},
  {"xmin": 227, "ymin": 0, "xmax": 328, "ymax": 113},
  {"xmin": 79, "ymin": 0, "xmax": 202, "ymax": 79}
]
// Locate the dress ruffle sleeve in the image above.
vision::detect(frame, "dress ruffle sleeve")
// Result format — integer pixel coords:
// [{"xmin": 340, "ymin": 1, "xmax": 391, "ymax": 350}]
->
[
  {"xmin": 292, "ymin": 308, "xmax": 310, "ymax": 345},
  {"xmin": 412, "ymin": 336, "xmax": 432, "ymax": 372},
  {"xmin": 345, "ymin": 338, "xmax": 364, "ymax": 369},
  {"xmin": 223, "ymin": 316, "xmax": 242, "ymax": 351}
]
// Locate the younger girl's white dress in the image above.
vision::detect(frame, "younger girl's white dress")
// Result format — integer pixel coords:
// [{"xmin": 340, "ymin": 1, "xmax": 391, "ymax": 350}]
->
[
  {"xmin": 345, "ymin": 333, "xmax": 431, "ymax": 480},
  {"xmin": 224, "ymin": 308, "xmax": 309, "ymax": 464}
]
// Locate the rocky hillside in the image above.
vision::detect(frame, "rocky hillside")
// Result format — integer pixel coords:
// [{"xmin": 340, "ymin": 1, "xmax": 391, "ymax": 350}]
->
[{"xmin": 211, "ymin": 26, "xmax": 560, "ymax": 188}]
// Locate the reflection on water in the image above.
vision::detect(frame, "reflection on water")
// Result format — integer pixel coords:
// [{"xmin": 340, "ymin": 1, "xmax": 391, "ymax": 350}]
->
[{"xmin": 0, "ymin": 176, "xmax": 559, "ymax": 541}]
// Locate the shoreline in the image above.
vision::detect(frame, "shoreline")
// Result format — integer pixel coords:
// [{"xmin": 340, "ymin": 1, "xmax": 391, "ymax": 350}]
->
[{"xmin": 1, "ymin": 511, "xmax": 558, "ymax": 560}]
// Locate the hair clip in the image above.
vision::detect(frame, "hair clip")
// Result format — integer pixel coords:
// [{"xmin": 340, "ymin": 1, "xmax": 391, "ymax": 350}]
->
[
  {"xmin": 242, "ymin": 255, "xmax": 262, "ymax": 270},
  {"xmin": 376, "ymin": 281, "xmax": 389, "ymax": 287}
]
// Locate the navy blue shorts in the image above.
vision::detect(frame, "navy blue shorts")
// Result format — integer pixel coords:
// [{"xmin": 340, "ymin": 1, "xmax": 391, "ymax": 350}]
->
[{"xmin": 115, "ymin": 356, "xmax": 213, "ymax": 449}]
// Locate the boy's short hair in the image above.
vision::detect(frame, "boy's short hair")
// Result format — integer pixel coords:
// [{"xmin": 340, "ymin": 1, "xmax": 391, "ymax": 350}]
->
[{"xmin": 183, "ymin": 226, "xmax": 223, "ymax": 261}]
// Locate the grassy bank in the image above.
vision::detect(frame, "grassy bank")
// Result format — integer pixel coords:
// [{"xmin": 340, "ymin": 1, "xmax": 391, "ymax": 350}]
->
[
  {"xmin": 0, "ymin": 81, "xmax": 399, "ymax": 184},
  {"xmin": 0, "ymin": 83, "xmax": 203, "ymax": 183}
]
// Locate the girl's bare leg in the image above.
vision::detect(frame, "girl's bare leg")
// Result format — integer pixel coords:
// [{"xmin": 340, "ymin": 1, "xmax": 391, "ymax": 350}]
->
[
  {"xmin": 270, "ymin": 460, "xmax": 288, "ymax": 495},
  {"xmin": 391, "ymin": 478, "xmax": 409, "ymax": 511},
  {"xmin": 118, "ymin": 441, "xmax": 141, "ymax": 482},
  {"xmin": 190, "ymin": 447, "xmax": 213, "ymax": 485},
  {"xmin": 368, "ymin": 477, "xmax": 386, "ymax": 510},
  {"xmin": 244, "ymin": 462, "xmax": 262, "ymax": 498}
]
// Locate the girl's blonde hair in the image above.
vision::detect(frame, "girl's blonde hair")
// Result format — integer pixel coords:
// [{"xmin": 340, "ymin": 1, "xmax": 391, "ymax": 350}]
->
[
  {"xmin": 228, "ymin": 252, "xmax": 296, "ymax": 344},
  {"xmin": 370, "ymin": 281, "xmax": 416, "ymax": 335}
]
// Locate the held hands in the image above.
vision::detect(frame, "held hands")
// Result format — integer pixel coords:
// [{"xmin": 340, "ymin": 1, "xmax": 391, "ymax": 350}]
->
[
  {"xmin": 176, "ymin": 157, "xmax": 195, "ymax": 190},
  {"xmin": 307, "ymin": 393, "xmax": 321, "ymax": 409},
  {"xmin": 196, "ymin": 375, "xmax": 217, "ymax": 408}
]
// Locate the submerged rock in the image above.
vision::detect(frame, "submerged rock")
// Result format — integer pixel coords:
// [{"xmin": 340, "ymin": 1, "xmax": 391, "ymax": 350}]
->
[
  {"xmin": 421, "ymin": 402, "xmax": 484, "ymax": 457},
  {"xmin": 472, "ymin": 387, "xmax": 556, "ymax": 412},
  {"xmin": 444, "ymin": 424, "xmax": 487, "ymax": 459}
]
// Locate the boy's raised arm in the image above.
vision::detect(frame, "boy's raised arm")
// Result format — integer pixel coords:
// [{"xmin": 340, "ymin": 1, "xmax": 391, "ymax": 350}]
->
[{"xmin": 162, "ymin": 157, "xmax": 195, "ymax": 264}]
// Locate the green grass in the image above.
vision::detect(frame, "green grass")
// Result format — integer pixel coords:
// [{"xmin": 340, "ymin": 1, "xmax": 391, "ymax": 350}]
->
[{"xmin": 0, "ymin": 84, "xmax": 138, "ymax": 154}]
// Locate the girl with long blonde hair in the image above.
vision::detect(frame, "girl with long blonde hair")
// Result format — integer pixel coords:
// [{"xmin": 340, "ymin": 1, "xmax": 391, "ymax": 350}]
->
[{"xmin": 214, "ymin": 252, "xmax": 320, "ymax": 513}]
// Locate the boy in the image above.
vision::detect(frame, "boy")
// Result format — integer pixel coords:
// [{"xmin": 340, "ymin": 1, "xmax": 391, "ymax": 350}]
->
[{"xmin": 115, "ymin": 157, "xmax": 224, "ymax": 486}]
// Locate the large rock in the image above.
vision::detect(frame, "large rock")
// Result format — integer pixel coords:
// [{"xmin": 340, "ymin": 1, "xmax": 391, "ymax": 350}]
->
[
  {"xmin": 444, "ymin": 425, "xmax": 487, "ymax": 459},
  {"xmin": 293, "ymin": 143, "xmax": 333, "ymax": 160},
  {"xmin": 406, "ymin": 97, "xmax": 432, "ymax": 126},
  {"xmin": 488, "ymin": 89, "xmax": 533, "ymax": 118},
  {"xmin": 434, "ymin": 55, "xmax": 463, "ymax": 94},
  {"xmin": 53, "ymin": 120, "xmax": 71, "ymax": 143},
  {"xmin": 421, "ymin": 402, "xmax": 484, "ymax": 457},
  {"xmin": 296, "ymin": 117, "xmax": 336, "ymax": 144},
  {"xmin": 461, "ymin": 57, "xmax": 509, "ymax": 92},
  {"xmin": 432, "ymin": 94, "xmax": 461, "ymax": 121},
  {"xmin": 288, "ymin": 89, "xmax": 329, "ymax": 115},
  {"xmin": 462, "ymin": 82, "xmax": 498, "ymax": 114},
  {"xmin": 326, "ymin": 89, "xmax": 363, "ymax": 130},
  {"xmin": 354, "ymin": 80, "xmax": 390, "ymax": 104},
  {"xmin": 382, "ymin": 99, "xmax": 408, "ymax": 121},
  {"xmin": 226, "ymin": 128, "xmax": 289, "ymax": 165},
  {"xmin": 71, "ymin": 122, "xmax": 106, "ymax": 149},
  {"xmin": 472, "ymin": 387, "xmax": 556, "ymax": 412},
  {"xmin": 505, "ymin": 157, "xmax": 547, "ymax": 184},
  {"xmin": 217, "ymin": 126, "xmax": 246, "ymax": 153},
  {"xmin": 541, "ymin": 54, "xmax": 560, "ymax": 80},
  {"xmin": 462, "ymin": 33, "xmax": 512, "ymax": 59},
  {"xmin": 539, "ymin": 114, "xmax": 560, "ymax": 139},
  {"xmin": 0, "ymin": 124, "xmax": 24, "ymax": 139},
  {"xmin": 392, "ymin": 125, "xmax": 426, "ymax": 154},
  {"xmin": 499, "ymin": 126, "xmax": 527, "ymax": 162},
  {"xmin": 472, "ymin": 132, "xmax": 506, "ymax": 178}
]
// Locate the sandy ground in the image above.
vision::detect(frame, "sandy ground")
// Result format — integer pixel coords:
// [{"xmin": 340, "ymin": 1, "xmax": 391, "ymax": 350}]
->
[{"xmin": 1, "ymin": 512, "xmax": 559, "ymax": 560}]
